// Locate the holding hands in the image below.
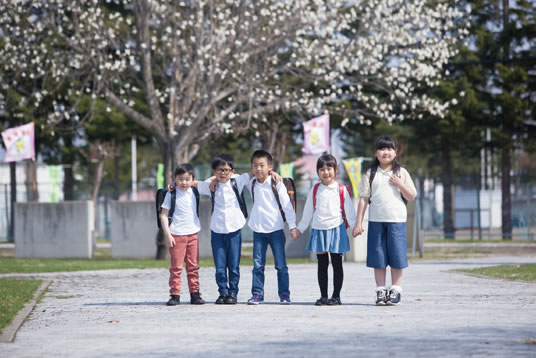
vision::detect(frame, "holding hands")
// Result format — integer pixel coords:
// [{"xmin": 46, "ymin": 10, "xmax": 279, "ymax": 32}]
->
[
  {"xmin": 352, "ymin": 224, "xmax": 364, "ymax": 238},
  {"xmin": 290, "ymin": 228, "xmax": 301, "ymax": 239}
]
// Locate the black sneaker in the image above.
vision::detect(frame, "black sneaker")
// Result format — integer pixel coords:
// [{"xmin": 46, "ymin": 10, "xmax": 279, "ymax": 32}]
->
[
  {"xmin": 167, "ymin": 295, "xmax": 180, "ymax": 306},
  {"xmin": 387, "ymin": 288, "xmax": 401, "ymax": 306},
  {"xmin": 215, "ymin": 295, "xmax": 226, "ymax": 304},
  {"xmin": 190, "ymin": 292, "xmax": 205, "ymax": 305},
  {"xmin": 224, "ymin": 293, "xmax": 237, "ymax": 304},
  {"xmin": 315, "ymin": 297, "xmax": 328, "ymax": 306},
  {"xmin": 375, "ymin": 289, "xmax": 387, "ymax": 306},
  {"xmin": 326, "ymin": 297, "xmax": 342, "ymax": 305}
]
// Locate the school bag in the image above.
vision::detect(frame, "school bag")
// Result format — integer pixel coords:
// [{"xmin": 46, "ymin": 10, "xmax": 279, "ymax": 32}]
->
[
  {"xmin": 312, "ymin": 183, "xmax": 350, "ymax": 229},
  {"xmin": 210, "ymin": 178, "xmax": 248, "ymax": 218},
  {"xmin": 368, "ymin": 165, "xmax": 408, "ymax": 206},
  {"xmin": 251, "ymin": 177, "xmax": 297, "ymax": 222},
  {"xmin": 155, "ymin": 187, "xmax": 200, "ymax": 229}
]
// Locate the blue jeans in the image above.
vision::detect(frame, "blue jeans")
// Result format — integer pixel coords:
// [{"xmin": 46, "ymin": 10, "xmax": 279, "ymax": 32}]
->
[
  {"xmin": 211, "ymin": 230, "xmax": 242, "ymax": 295},
  {"xmin": 367, "ymin": 222, "xmax": 408, "ymax": 269},
  {"xmin": 251, "ymin": 230, "xmax": 290, "ymax": 297}
]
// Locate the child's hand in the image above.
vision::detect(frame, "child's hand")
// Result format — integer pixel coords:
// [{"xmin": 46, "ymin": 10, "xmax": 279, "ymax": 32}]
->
[
  {"xmin": 167, "ymin": 183, "xmax": 175, "ymax": 192},
  {"xmin": 271, "ymin": 171, "xmax": 283, "ymax": 183},
  {"xmin": 209, "ymin": 179, "xmax": 219, "ymax": 192},
  {"xmin": 191, "ymin": 180, "xmax": 198, "ymax": 188},
  {"xmin": 290, "ymin": 228, "xmax": 300, "ymax": 239},
  {"xmin": 166, "ymin": 234, "xmax": 176, "ymax": 248},
  {"xmin": 352, "ymin": 224, "xmax": 364, "ymax": 237},
  {"xmin": 389, "ymin": 174, "xmax": 403, "ymax": 188}
]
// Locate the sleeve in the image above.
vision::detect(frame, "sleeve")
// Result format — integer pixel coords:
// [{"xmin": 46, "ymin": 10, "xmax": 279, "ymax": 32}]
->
[
  {"xmin": 277, "ymin": 182, "xmax": 297, "ymax": 229},
  {"xmin": 402, "ymin": 168, "xmax": 417, "ymax": 199},
  {"xmin": 197, "ymin": 181, "xmax": 212, "ymax": 196},
  {"xmin": 235, "ymin": 173, "xmax": 251, "ymax": 193},
  {"xmin": 161, "ymin": 192, "xmax": 171, "ymax": 210},
  {"xmin": 343, "ymin": 186, "xmax": 357, "ymax": 229},
  {"xmin": 297, "ymin": 188, "xmax": 314, "ymax": 233},
  {"xmin": 358, "ymin": 170, "xmax": 370, "ymax": 198}
]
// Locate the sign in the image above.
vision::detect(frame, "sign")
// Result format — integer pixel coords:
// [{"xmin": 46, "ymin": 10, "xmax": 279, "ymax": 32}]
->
[
  {"xmin": 1, "ymin": 122, "xmax": 35, "ymax": 162},
  {"xmin": 302, "ymin": 114, "xmax": 330, "ymax": 154}
]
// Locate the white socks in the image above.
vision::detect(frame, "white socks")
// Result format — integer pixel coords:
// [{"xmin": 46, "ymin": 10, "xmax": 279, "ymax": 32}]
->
[{"xmin": 390, "ymin": 285, "xmax": 402, "ymax": 292}]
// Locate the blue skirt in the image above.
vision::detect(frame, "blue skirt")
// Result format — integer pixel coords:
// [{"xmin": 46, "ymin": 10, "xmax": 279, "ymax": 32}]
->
[{"xmin": 307, "ymin": 223, "xmax": 350, "ymax": 253}]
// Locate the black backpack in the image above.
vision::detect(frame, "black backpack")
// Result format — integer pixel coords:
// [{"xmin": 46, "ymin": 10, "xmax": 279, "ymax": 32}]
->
[
  {"xmin": 251, "ymin": 177, "xmax": 296, "ymax": 223},
  {"xmin": 155, "ymin": 187, "xmax": 200, "ymax": 229},
  {"xmin": 210, "ymin": 178, "xmax": 248, "ymax": 218},
  {"xmin": 368, "ymin": 165, "xmax": 408, "ymax": 206}
]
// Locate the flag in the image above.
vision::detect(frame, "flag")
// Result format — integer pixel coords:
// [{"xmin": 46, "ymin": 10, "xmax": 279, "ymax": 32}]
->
[
  {"xmin": 157, "ymin": 163, "xmax": 165, "ymax": 188},
  {"xmin": 48, "ymin": 165, "xmax": 61, "ymax": 203},
  {"xmin": 302, "ymin": 114, "xmax": 330, "ymax": 154},
  {"xmin": 343, "ymin": 158, "xmax": 362, "ymax": 197},
  {"xmin": 280, "ymin": 163, "xmax": 294, "ymax": 179},
  {"xmin": 1, "ymin": 122, "xmax": 35, "ymax": 162}
]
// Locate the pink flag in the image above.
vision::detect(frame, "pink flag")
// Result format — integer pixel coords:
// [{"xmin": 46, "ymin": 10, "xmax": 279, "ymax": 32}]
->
[
  {"xmin": 2, "ymin": 122, "xmax": 36, "ymax": 162},
  {"xmin": 302, "ymin": 114, "xmax": 330, "ymax": 154}
]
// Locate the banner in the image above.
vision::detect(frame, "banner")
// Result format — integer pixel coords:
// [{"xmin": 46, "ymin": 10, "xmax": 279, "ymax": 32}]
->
[
  {"xmin": 48, "ymin": 165, "xmax": 61, "ymax": 203},
  {"xmin": 157, "ymin": 163, "xmax": 165, "ymax": 188},
  {"xmin": 343, "ymin": 158, "xmax": 362, "ymax": 197},
  {"xmin": 302, "ymin": 114, "xmax": 330, "ymax": 154},
  {"xmin": 279, "ymin": 163, "xmax": 294, "ymax": 179},
  {"xmin": 1, "ymin": 122, "xmax": 35, "ymax": 162}
]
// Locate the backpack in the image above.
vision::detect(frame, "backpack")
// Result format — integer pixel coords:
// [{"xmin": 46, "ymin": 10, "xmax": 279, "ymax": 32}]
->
[
  {"xmin": 312, "ymin": 182, "xmax": 350, "ymax": 229},
  {"xmin": 155, "ymin": 187, "xmax": 200, "ymax": 229},
  {"xmin": 210, "ymin": 178, "xmax": 248, "ymax": 219},
  {"xmin": 368, "ymin": 165, "xmax": 408, "ymax": 206},
  {"xmin": 251, "ymin": 177, "xmax": 297, "ymax": 223}
]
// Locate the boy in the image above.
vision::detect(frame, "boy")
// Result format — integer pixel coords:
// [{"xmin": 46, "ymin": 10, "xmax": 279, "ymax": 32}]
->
[
  {"xmin": 247, "ymin": 150, "xmax": 298, "ymax": 305},
  {"xmin": 196, "ymin": 154, "xmax": 250, "ymax": 305},
  {"xmin": 160, "ymin": 164, "xmax": 205, "ymax": 306}
]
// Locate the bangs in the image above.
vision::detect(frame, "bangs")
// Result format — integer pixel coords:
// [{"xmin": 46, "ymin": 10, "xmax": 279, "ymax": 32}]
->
[{"xmin": 375, "ymin": 136, "xmax": 397, "ymax": 150}]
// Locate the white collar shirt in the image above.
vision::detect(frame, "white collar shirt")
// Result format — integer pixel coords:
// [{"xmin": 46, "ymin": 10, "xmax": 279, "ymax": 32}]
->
[
  {"xmin": 247, "ymin": 176, "xmax": 297, "ymax": 233},
  {"xmin": 197, "ymin": 173, "xmax": 250, "ymax": 234},
  {"xmin": 160, "ymin": 187, "xmax": 201, "ymax": 236}
]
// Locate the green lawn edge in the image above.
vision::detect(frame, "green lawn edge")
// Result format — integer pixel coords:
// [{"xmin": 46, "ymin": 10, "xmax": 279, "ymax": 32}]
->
[
  {"xmin": 455, "ymin": 264, "xmax": 536, "ymax": 282},
  {"xmin": 0, "ymin": 279, "xmax": 43, "ymax": 332}
]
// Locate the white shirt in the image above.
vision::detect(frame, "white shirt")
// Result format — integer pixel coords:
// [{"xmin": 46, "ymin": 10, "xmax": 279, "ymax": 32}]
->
[
  {"xmin": 197, "ymin": 173, "xmax": 250, "ymax": 234},
  {"xmin": 247, "ymin": 176, "xmax": 297, "ymax": 233},
  {"xmin": 297, "ymin": 182, "xmax": 356, "ymax": 233},
  {"xmin": 358, "ymin": 167, "xmax": 417, "ymax": 222},
  {"xmin": 161, "ymin": 188, "xmax": 201, "ymax": 236}
]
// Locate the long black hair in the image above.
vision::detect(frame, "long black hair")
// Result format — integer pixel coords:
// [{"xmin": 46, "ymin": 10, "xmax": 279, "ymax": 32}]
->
[{"xmin": 370, "ymin": 136, "xmax": 402, "ymax": 175}]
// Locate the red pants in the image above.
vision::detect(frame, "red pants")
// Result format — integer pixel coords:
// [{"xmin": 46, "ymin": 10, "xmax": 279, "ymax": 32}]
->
[{"xmin": 168, "ymin": 233, "xmax": 200, "ymax": 295}]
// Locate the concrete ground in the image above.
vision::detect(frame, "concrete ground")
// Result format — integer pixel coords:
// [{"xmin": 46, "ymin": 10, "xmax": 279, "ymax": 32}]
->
[{"xmin": 1, "ymin": 255, "xmax": 535, "ymax": 357}]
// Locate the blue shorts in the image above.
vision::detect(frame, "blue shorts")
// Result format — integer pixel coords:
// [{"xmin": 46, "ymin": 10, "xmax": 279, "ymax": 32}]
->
[{"xmin": 367, "ymin": 221, "xmax": 408, "ymax": 269}]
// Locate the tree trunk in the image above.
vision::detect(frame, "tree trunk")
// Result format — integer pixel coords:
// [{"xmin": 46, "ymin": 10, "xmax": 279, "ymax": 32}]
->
[
  {"xmin": 24, "ymin": 160, "xmax": 38, "ymax": 202},
  {"xmin": 63, "ymin": 166, "xmax": 74, "ymax": 200},
  {"xmin": 501, "ymin": 147, "xmax": 512, "ymax": 239},
  {"xmin": 441, "ymin": 147, "xmax": 455, "ymax": 239},
  {"xmin": 113, "ymin": 152, "xmax": 120, "ymax": 200}
]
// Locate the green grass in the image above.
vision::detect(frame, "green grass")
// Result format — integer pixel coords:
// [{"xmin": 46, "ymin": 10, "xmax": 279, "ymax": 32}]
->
[
  {"xmin": 455, "ymin": 264, "xmax": 536, "ymax": 282},
  {"xmin": 0, "ymin": 257, "xmax": 312, "ymax": 274},
  {"xmin": 0, "ymin": 279, "xmax": 43, "ymax": 332},
  {"xmin": 424, "ymin": 239, "xmax": 536, "ymax": 244}
]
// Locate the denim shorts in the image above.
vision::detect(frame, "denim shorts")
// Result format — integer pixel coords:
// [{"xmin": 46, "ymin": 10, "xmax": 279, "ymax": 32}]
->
[{"xmin": 367, "ymin": 221, "xmax": 408, "ymax": 269}]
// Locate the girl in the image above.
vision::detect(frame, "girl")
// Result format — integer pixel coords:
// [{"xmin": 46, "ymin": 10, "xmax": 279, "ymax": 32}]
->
[
  {"xmin": 293, "ymin": 154, "xmax": 356, "ymax": 305},
  {"xmin": 352, "ymin": 136, "xmax": 417, "ymax": 306}
]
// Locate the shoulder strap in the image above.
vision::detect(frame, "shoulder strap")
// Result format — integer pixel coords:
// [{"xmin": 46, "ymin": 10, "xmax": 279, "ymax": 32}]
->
[
  {"xmin": 270, "ymin": 180, "xmax": 286, "ymax": 223},
  {"xmin": 230, "ymin": 178, "xmax": 248, "ymax": 218},
  {"xmin": 168, "ymin": 189, "xmax": 176, "ymax": 225},
  {"xmin": 210, "ymin": 189, "xmax": 215, "ymax": 213},
  {"xmin": 338, "ymin": 183, "xmax": 349, "ymax": 229},
  {"xmin": 312, "ymin": 183, "xmax": 321, "ymax": 210},
  {"xmin": 251, "ymin": 179, "xmax": 256, "ymax": 203},
  {"xmin": 191, "ymin": 187, "xmax": 200, "ymax": 217}
]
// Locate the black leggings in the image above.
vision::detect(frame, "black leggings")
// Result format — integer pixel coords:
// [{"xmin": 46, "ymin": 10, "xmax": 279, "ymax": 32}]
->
[{"xmin": 317, "ymin": 253, "xmax": 344, "ymax": 298}]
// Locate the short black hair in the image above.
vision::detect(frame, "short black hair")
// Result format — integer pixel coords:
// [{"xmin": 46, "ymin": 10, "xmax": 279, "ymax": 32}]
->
[
  {"xmin": 212, "ymin": 153, "xmax": 235, "ymax": 170},
  {"xmin": 251, "ymin": 149, "xmax": 273, "ymax": 165},
  {"xmin": 174, "ymin": 163, "xmax": 195, "ymax": 179},
  {"xmin": 375, "ymin": 136, "xmax": 397, "ymax": 151},
  {"xmin": 316, "ymin": 154, "xmax": 337, "ymax": 171}
]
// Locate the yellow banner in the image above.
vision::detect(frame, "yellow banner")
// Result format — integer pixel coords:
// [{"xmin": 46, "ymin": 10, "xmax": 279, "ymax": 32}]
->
[
  {"xmin": 343, "ymin": 158, "xmax": 362, "ymax": 197},
  {"xmin": 280, "ymin": 163, "xmax": 294, "ymax": 179}
]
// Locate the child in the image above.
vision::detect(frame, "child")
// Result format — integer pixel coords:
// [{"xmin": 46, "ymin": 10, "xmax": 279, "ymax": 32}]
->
[
  {"xmin": 352, "ymin": 136, "xmax": 417, "ymax": 306},
  {"xmin": 160, "ymin": 164, "xmax": 205, "ymax": 306},
  {"xmin": 196, "ymin": 154, "xmax": 251, "ymax": 305},
  {"xmin": 294, "ymin": 154, "xmax": 356, "ymax": 305},
  {"xmin": 247, "ymin": 150, "xmax": 298, "ymax": 305}
]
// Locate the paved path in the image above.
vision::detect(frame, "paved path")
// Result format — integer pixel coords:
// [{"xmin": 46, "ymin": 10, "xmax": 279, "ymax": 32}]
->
[{"xmin": 1, "ymin": 256, "xmax": 535, "ymax": 357}]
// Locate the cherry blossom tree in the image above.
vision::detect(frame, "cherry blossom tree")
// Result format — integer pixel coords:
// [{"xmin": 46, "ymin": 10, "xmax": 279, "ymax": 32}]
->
[{"xmin": 0, "ymin": 0, "xmax": 467, "ymax": 180}]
